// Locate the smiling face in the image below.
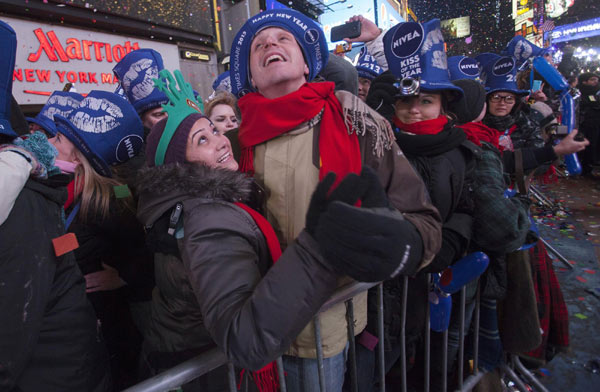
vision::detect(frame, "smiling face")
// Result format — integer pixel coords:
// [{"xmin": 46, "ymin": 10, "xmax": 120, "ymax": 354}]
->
[
  {"xmin": 209, "ymin": 104, "xmax": 238, "ymax": 134},
  {"xmin": 394, "ymin": 92, "xmax": 443, "ymax": 124},
  {"xmin": 185, "ymin": 117, "xmax": 238, "ymax": 171},
  {"xmin": 249, "ymin": 27, "xmax": 309, "ymax": 99},
  {"xmin": 49, "ymin": 132, "xmax": 80, "ymax": 163}
]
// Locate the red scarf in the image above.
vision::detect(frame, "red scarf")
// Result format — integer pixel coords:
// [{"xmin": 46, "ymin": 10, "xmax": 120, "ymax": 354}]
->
[
  {"xmin": 234, "ymin": 202, "xmax": 282, "ymax": 392},
  {"xmin": 392, "ymin": 115, "xmax": 448, "ymax": 135},
  {"xmin": 238, "ymin": 82, "xmax": 361, "ymax": 187},
  {"xmin": 458, "ymin": 122, "xmax": 502, "ymax": 150}
]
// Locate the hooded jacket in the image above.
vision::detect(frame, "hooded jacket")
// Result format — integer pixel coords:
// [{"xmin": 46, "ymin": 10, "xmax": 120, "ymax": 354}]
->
[
  {"xmin": 136, "ymin": 163, "xmax": 339, "ymax": 370},
  {"xmin": 0, "ymin": 175, "xmax": 110, "ymax": 392}
]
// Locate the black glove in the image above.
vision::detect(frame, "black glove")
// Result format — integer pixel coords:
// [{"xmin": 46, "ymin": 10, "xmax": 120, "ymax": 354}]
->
[
  {"xmin": 312, "ymin": 167, "xmax": 424, "ymax": 282},
  {"xmin": 366, "ymin": 71, "xmax": 398, "ymax": 123}
]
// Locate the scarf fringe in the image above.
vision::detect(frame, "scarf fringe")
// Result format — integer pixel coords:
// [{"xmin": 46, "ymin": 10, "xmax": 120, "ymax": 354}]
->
[
  {"xmin": 238, "ymin": 362, "xmax": 281, "ymax": 392},
  {"xmin": 341, "ymin": 93, "xmax": 393, "ymax": 158}
]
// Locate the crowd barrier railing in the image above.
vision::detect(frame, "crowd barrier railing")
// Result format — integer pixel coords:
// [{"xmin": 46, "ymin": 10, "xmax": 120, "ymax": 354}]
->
[{"xmin": 124, "ymin": 278, "xmax": 545, "ymax": 392}]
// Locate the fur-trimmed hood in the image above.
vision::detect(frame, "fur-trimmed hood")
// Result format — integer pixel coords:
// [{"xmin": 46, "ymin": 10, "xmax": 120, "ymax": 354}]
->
[{"xmin": 136, "ymin": 163, "xmax": 253, "ymax": 227}]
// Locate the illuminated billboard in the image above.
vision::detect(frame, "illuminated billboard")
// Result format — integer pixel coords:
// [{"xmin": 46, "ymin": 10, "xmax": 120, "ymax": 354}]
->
[
  {"xmin": 547, "ymin": 17, "xmax": 600, "ymax": 43},
  {"xmin": 441, "ymin": 16, "xmax": 471, "ymax": 39}
]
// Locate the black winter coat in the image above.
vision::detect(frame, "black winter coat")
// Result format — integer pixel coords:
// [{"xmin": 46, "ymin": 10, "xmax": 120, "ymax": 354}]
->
[{"xmin": 0, "ymin": 175, "xmax": 110, "ymax": 392}]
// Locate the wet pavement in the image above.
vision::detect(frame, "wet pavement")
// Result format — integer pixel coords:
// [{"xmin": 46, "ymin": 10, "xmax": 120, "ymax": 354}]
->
[{"xmin": 528, "ymin": 174, "xmax": 600, "ymax": 391}]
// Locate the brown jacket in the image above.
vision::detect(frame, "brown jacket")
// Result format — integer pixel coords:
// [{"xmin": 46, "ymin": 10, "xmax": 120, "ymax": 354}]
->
[{"xmin": 251, "ymin": 89, "xmax": 442, "ymax": 358}]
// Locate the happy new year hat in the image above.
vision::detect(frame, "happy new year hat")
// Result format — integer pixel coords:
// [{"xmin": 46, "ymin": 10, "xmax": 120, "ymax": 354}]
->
[
  {"xmin": 355, "ymin": 47, "xmax": 384, "ymax": 80},
  {"xmin": 0, "ymin": 20, "xmax": 17, "ymax": 139},
  {"xmin": 383, "ymin": 19, "xmax": 463, "ymax": 99},
  {"xmin": 26, "ymin": 91, "xmax": 84, "ymax": 136},
  {"xmin": 54, "ymin": 91, "xmax": 143, "ymax": 177},
  {"xmin": 229, "ymin": 8, "xmax": 329, "ymax": 98},
  {"xmin": 113, "ymin": 48, "xmax": 169, "ymax": 115},
  {"xmin": 476, "ymin": 53, "xmax": 529, "ymax": 96},
  {"xmin": 447, "ymin": 55, "xmax": 480, "ymax": 81}
]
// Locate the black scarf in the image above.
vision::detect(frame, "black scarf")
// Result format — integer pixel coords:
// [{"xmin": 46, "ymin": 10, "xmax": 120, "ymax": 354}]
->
[
  {"xmin": 482, "ymin": 113, "xmax": 515, "ymax": 132},
  {"xmin": 395, "ymin": 121, "xmax": 466, "ymax": 157}
]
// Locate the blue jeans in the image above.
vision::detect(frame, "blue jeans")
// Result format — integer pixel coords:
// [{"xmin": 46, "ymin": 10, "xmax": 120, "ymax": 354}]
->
[{"xmin": 282, "ymin": 345, "xmax": 348, "ymax": 392}]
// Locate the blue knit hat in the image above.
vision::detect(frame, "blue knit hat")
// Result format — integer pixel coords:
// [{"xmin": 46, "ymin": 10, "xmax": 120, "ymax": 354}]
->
[
  {"xmin": 355, "ymin": 47, "xmax": 384, "ymax": 81},
  {"xmin": 503, "ymin": 36, "xmax": 550, "ymax": 68},
  {"xmin": 447, "ymin": 56, "xmax": 480, "ymax": 81},
  {"xmin": 383, "ymin": 19, "xmax": 463, "ymax": 99},
  {"xmin": 476, "ymin": 53, "xmax": 529, "ymax": 96},
  {"xmin": 26, "ymin": 91, "xmax": 84, "ymax": 137},
  {"xmin": 112, "ymin": 48, "xmax": 169, "ymax": 115},
  {"xmin": 54, "ymin": 91, "xmax": 143, "ymax": 177},
  {"xmin": 229, "ymin": 9, "xmax": 329, "ymax": 97},
  {"xmin": 0, "ymin": 20, "xmax": 17, "ymax": 139}
]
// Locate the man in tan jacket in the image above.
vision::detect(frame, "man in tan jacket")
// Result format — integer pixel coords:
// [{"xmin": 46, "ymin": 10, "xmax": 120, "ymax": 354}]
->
[{"xmin": 229, "ymin": 9, "xmax": 442, "ymax": 391}]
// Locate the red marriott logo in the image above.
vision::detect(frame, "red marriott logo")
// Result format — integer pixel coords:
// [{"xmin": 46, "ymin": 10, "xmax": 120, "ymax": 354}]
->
[{"xmin": 28, "ymin": 28, "xmax": 140, "ymax": 63}]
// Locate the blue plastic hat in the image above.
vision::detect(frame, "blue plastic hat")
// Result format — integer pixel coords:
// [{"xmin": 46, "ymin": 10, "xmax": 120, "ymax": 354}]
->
[
  {"xmin": 54, "ymin": 91, "xmax": 143, "ymax": 177},
  {"xmin": 212, "ymin": 71, "xmax": 232, "ymax": 93},
  {"xmin": 355, "ymin": 47, "xmax": 384, "ymax": 81},
  {"xmin": 503, "ymin": 36, "xmax": 550, "ymax": 68},
  {"xmin": 113, "ymin": 48, "xmax": 169, "ymax": 115},
  {"xmin": 229, "ymin": 9, "xmax": 329, "ymax": 97},
  {"xmin": 383, "ymin": 19, "xmax": 463, "ymax": 98},
  {"xmin": 26, "ymin": 91, "xmax": 84, "ymax": 137},
  {"xmin": 476, "ymin": 53, "xmax": 529, "ymax": 96},
  {"xmin": 0, "ymin": 20, "xmax": 17, "ymax": 139},
  {"xmin": 447, "ymin": 55, "xmax": 480, "ymax": 81}
]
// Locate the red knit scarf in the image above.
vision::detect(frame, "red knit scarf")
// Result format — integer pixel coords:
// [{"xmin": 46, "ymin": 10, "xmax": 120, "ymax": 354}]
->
[
  {"xmin": 234, "ymin": 202, "xmax": 282, "ymax": 392},
  {"xmin": 392, "ymin": 115, "xmax": 448, "ymax": 135},
  {"xmin": 458, "ymin": 122, "xmax": 502, "ymax": 150},
  {"xmin": 238, "ymin": 82, "xmax": 361, "ymax": 187}
]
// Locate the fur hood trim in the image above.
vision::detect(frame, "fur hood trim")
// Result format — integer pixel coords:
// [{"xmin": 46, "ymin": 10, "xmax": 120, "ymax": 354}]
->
[{"xmin": 136, "ymin": 163, "xmax": 253, "ymax": 203}]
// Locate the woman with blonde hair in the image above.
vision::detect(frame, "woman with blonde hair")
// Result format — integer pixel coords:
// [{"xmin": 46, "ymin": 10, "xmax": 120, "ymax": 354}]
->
[
  {"xmin": 205, "ymin": 90, "xmax": 240, "ymax": 134},
  {"xmin": 49, "ymin": 90, "xmax": 150, "ymax": 390}
]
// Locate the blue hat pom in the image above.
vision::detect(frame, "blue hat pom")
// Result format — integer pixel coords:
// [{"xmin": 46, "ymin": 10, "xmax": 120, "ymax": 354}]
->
[
  {"xmin": 447, "ymin": 56, "xmax": 480, "ymax": 81},
  {"xmin": 54, "ymin": 90, "xmax": 143, "ymax": 177},
  {"xmin": 355, "ymin": 47, "xmax": 384, "ymax": 80},
  {"xmin": 476, "ymin": 53, "xmax": 529, "ymax": 96},
  {"xmin": 0, "ymin": 20, "xmax": 18, "ymax": 139},
  {"xmin": 229, "ymin": 9, "xmax": 329, "ymax": 97},
  {"xmin": 26, "ymin": 91, "xmax": 84, "ymax": 137},
  {"xmin": 383, "ymin": 19, "xmax": 463, "ymax": 99},
  {"xmin": 113, "ymin": 48, "xmax": 169, "ymax": 115}
]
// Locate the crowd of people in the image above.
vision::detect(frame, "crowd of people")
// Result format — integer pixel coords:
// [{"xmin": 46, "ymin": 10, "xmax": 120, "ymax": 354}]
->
[{"xmin": 1, "ymin": 8, "xmax": 598, "ymax": 392}]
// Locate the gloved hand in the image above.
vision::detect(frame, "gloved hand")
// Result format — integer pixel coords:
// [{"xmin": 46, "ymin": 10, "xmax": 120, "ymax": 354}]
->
[
  {"xmin": 311, "ymin": 167, "xmax": 424, "ymax": 282},
  {"xmin": 366, "ymin": 71, "xmax": 398, "ymax": 122}
]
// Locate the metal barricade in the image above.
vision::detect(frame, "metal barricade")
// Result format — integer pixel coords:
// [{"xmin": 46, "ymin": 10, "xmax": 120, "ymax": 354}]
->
[{"xmin": 125, "ymin": 277, "xmax": 545, "ymax": 392}]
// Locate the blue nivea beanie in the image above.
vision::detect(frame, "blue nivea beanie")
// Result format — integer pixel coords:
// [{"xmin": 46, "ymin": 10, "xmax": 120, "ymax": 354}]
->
[
  {"xmin": 447, "ymin": 56, "xmax": 480, "ymax": 81},
  {"xmin": 355, "ymin": 47, "xmax": 384, "ymax": 80},
  {"xmin": 26, "ymin": 91, "xmax": 84, "ymax": 136},
  {"xmin": 0, "ymin": 20, "xmax": 17, "ymax": 139}
]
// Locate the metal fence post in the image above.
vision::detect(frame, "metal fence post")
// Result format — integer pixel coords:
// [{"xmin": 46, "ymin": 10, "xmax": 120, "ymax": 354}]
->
[
  {"xmin": 345, "ymin": 299, "xmax": 358, "ymax": 392},
  {"xmin": 377, "ymin": 283, "xmax": 386, "ymax": 392},
  {"xmin": 400, "ymin": 276, "xmax": 408, "ymax": 392},
  {"xmin": 457, "ymin": 286, "xmax": 467, "ymax": 390},
  {"xmin": 276, "ymin": 357, "xmax": 287, "ymax": 392},
  {"xmin": 314, "ymin": 314, "xmax": 327, "ymax": 392},
  {"xmin": 424, "ymin": 275, "xmax": 431, "ymax": 392},
  {"xmin": 227, "ymin": 362, "xmax": 237, "ymax": 392}
]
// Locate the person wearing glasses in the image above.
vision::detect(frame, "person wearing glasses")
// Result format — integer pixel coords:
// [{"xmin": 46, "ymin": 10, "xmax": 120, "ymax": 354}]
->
[{"xmin": 477, "ymin": 54, "xmax": 588, "ymax": 175}]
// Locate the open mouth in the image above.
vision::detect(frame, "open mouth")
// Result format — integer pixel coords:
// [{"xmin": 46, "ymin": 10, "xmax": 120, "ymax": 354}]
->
[
  {"xmin": 264, "ymin": 54, "xmax": 285, "ymax": 67},
  {"xmin": 217, "ymin": 152, "xmax": 231, "ymax": 164}
]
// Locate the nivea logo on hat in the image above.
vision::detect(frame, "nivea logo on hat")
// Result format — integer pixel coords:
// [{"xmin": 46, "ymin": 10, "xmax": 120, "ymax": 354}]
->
[
  {"xmin": 492, "ymin": 57, "xmax": 515, "ymax": 76},
  {"xmin": 390, "ymin": 22, "xmax": 424, "ymax": 58},
  {"xmin": 305, "ymin": 28, "xmax": 319, "ymax": 44},
  {"xmin": 116, "ymin": 135, "xmax": 144, "ymax": 162},
  {"xmin": 459, "ymin": 57, "xmax": 480, "ymax": 76}
]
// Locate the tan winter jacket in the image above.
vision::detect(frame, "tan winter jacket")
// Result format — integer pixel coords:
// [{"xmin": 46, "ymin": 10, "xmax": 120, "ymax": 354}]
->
[{"xmin": 251, "ymin": 89, "xmax": 442, "ymax": 358}]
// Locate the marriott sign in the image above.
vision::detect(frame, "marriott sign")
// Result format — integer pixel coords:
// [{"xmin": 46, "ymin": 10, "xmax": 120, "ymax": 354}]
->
[{"xmin": 4, "ymin": 16, "xmax": 180, "ymax": 105}]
